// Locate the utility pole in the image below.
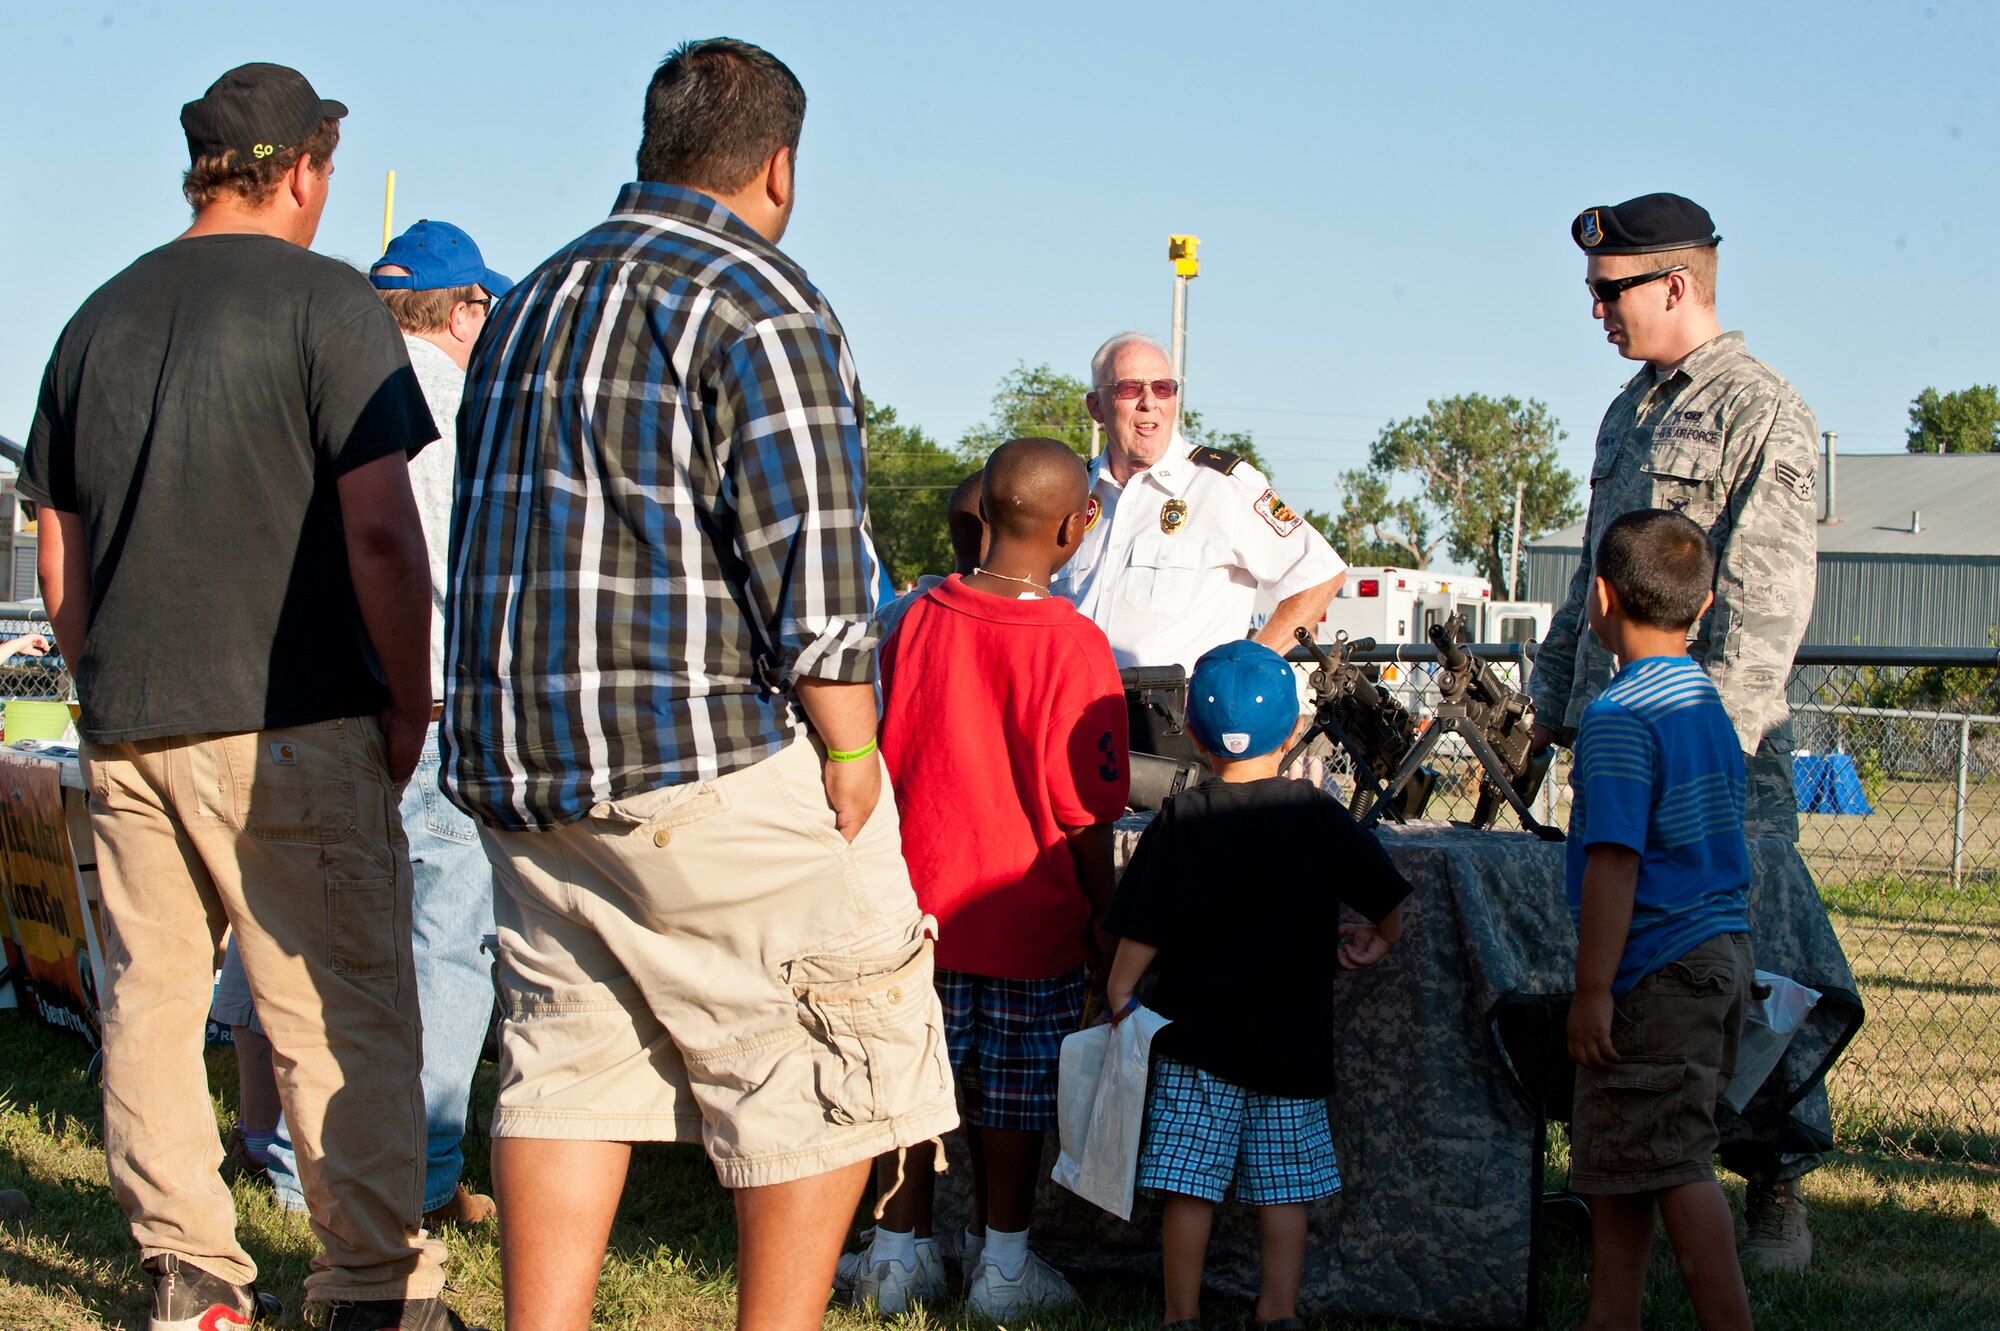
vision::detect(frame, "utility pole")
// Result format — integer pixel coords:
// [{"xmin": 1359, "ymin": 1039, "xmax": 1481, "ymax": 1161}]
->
[
  {"xmin": 1508, "ymin": 479, "xmax": 1526, "ymax": 600},
  {"xmin": 1168, "ymin": 235, "xmax": 1200, "ymax": 405}
]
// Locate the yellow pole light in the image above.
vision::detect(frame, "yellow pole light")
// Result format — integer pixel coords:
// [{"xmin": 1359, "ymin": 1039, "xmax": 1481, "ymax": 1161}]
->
[
  {"xmin": 1168, "ymin": 234, "xmax": 1200, "ymax": 391},
  {"xmin": 381, "ymin": 170, "xmax": 397, "ymax": 256}
]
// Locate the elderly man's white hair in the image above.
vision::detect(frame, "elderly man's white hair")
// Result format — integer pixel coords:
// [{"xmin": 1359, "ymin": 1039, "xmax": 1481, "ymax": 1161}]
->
[{"xmin": 1088, "ymin": 331, "xmax": 1173, "ymax": 389}]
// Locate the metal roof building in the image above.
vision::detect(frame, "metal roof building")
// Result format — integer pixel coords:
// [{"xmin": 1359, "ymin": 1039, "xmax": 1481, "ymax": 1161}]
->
[{"xmin": 1524, "ymin": 452, "xmax": 2000, "ymax": 648}]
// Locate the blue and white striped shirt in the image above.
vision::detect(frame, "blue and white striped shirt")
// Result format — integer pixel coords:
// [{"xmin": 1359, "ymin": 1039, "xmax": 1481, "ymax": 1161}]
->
[
  {"xmin": 442, "ymin": 183, "xmax": 881, "ymax": 831},
  {"xmin": 1566, "ymin": 654, "xmax": 1751, "ymax": 995}
]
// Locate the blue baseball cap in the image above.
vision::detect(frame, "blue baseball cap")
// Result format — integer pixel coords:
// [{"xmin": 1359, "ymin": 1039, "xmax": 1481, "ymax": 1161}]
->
[
  {"xmin": 1185, "ymin": 639, "xmax": 1299, "ymax": 760},
  {"xmin": 370, "ymin": 220, "xmax": 513, "ymax": 296}
]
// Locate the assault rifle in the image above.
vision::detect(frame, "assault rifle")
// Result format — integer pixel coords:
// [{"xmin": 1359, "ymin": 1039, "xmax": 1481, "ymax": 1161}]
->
[
  {"xmin": 1371, "ymin": 612, "xmax": 1563, "ymax": 840},
  {"xmin": 1278, "ymin": 628, "xmax": 1435, "ymax": 824}
]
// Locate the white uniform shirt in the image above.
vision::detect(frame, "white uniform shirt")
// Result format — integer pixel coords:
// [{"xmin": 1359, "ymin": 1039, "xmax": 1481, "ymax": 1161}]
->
[{"xmin": 1053, "ymin": 432, "xmax": 1345, "ymax": 671}]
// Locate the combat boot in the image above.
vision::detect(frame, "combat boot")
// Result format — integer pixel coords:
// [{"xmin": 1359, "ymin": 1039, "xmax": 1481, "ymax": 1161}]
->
[{"xmin": 1743, "ymin": 1177, "xmax": 1812, "ymax": 1272}]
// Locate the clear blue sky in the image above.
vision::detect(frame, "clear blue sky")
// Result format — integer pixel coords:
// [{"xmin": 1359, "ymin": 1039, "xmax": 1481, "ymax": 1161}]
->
[{"xmin": 4, "ymin": 1, "xmax": 1994, "ymax": 543}]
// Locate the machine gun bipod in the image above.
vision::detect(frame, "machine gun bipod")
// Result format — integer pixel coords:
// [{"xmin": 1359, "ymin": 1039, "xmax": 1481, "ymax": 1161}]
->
[{"xmin": 1368, "ymin": 614, "xmax": 1565, "ymax": 842}]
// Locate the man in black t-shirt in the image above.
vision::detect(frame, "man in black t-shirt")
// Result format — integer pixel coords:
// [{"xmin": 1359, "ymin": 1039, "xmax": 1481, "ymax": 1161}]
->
[
  {"xmin": 1106, "ymin": 639, "xmax": 1409, "ymax": 1331},
  {"xmin": 22, "ymin": 64, "xmax": 468, "ymax": 1331}
]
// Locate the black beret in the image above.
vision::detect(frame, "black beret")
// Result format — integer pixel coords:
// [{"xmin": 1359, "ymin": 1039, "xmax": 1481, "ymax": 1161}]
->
[{"xmin": 1572, "ymin": 193, "xmax": 1721, "ymax": 256}]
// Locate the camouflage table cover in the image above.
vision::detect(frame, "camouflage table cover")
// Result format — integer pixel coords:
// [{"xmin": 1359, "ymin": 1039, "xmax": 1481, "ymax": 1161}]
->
[{"xmin": 931, "ymin": 819, "xmax": 1860, "ymax": 1330}]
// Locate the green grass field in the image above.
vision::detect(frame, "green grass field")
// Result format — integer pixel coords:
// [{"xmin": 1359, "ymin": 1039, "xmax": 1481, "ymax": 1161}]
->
[
  {"xmin": 4, "ymin": 1011, "xmax": 1999, "ymax": 1330},
  {"xmin": 8, "ymin": 771, "xmax": 1999, "ymax": 1327}
]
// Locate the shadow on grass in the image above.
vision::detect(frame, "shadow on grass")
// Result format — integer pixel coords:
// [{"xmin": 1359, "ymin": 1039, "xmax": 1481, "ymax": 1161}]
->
[
  {"xmin": 1533, "ymin": 1150, "xmax": 2000, "ymax": 1331},
  {"xmin": 0, "ymin": 1014, "xmax": 325, "ymax": 1331}
]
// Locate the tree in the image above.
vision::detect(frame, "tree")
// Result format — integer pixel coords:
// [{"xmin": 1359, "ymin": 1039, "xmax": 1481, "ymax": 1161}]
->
[
  {"xmin": 1324, "ymin": 469, "xmax": 1442, "ymax": 569},
  {"xmin": 1337, "ymin": 394, "xmax": 1582, "ymax": 592},
  {"xmin": 957, "ymin": 362, "xmax": 1097, "ymax": 459},
  {"xmin": 864, "ymin": 399, "xmax": 969, "ymax": 589},
  {"xmin": 1906, "ymin": 384, "xmax": 2000, "ymax": 454}
]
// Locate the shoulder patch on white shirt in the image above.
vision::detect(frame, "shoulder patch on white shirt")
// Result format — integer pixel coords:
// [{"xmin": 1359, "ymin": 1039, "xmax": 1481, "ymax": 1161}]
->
[{"xmin": 1254, "ymin": 486, "xmax": 1304, "ymax": 536}]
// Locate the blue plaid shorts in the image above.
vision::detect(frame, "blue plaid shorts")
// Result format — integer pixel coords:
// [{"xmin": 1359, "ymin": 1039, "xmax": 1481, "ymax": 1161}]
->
[
  {"xmin": 934, "ymin": 966, "xmax": 1087, "ymax": 1132},
  {"xmin": 1137, "ymin": 1055, "xmax": 1341, "ymax": 1206}
]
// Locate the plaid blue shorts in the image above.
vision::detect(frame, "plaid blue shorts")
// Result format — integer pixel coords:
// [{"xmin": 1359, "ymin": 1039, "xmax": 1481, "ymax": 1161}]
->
[
  {"xmin": 1137, "ymin": 1055, "xmax": 1341, "ymax": 1206},
  {"xmin": 935, "ymin": 966, "xmax": 1087, "ymax": 1132}
]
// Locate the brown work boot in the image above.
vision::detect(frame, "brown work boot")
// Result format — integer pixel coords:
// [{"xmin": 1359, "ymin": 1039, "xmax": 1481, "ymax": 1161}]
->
[
  {"xmin": 1743, "ymin": 1178, "xmax": 1812, "ymax": 1272},
  {"xmin": 219, "ymin": 1124, "xmax": 269, "ymax": 1186},
  {"xmin": 422, "ymin": 1184, "xmax": 496, "ymax": 1228}
]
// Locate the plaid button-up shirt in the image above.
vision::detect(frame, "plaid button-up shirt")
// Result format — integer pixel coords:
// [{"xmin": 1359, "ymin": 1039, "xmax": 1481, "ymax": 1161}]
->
[{"xmin": 443, "ymin": 183, "xmax": 881, "ymax": 830}]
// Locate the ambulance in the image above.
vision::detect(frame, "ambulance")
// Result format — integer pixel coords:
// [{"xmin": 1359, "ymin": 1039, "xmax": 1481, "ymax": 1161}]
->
[{"xmin": 1314, "ymin": 567, "xmax": 1551, "ymax": 648}]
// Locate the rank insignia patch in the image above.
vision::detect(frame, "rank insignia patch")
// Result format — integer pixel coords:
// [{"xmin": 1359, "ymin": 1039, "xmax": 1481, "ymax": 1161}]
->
[
  {"xmin": 1579, "ymin": 210, "xmax": 1604, "ymax": 247},
  {"xmin": 1256, "ymin": 487, "xmax": 1304, "ymax": 536},
  {"xmin": 1773, "ymin": 460, "xmax": 1815, "ymax": 502},
  {"xmin": 1160, "ymin": 497, "xmax": 1189, "ymax": 535}
]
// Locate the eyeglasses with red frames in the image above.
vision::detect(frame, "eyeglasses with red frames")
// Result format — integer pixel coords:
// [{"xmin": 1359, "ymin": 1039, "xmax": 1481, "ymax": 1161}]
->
[
  {"xmin": 1097, "ymin": 378, "xmax": 1181, "ymax": 402},
  {"xmin": 1586, "ymin": 265, "xmax": 1687, "ymax": 304}
]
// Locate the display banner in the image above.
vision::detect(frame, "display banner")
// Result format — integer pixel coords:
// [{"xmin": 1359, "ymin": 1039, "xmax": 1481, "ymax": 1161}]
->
[{"xmin": 0, "ymin": 752, "xmax": 97, "ymax": 1044}]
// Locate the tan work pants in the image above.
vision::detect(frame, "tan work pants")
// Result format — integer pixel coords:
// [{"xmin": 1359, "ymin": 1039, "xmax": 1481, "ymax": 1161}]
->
[{"xmin": 85, "ymin": 718, "xmax": 446, "ymax": 1303}]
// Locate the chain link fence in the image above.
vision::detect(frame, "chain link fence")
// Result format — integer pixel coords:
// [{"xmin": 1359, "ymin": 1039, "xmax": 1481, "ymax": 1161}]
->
[
  {"xmin": 1302, "ymin": 641, "xmax": 2000, "ymax": 1165},
  {"xmin": 0, "ymin": 602, "xmax": 71, "ymax": 707}
]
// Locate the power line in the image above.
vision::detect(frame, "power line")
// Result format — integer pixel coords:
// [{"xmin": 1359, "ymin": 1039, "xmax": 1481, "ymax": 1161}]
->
[{"xmin": 1197, "ymin": 404, "xmax": 1396, "ymax": 420}]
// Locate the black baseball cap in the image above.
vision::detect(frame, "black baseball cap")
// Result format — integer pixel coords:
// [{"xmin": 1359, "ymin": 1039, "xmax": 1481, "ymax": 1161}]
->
[
  {"xmin": 1572, "ymin": 193, "xmax": 1722, "ymax": 256},
  {"xmin": 180, "ymin": 62, "xmax": 347, "ymax": 164}
]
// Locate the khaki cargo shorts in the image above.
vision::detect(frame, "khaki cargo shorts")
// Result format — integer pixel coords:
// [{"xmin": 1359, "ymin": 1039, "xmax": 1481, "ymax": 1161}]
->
[
  {"xmin": 480, "ymin": 739, "xmax": 959, "ymax": 1189},
  {"xmin": 1569, "ymin": 932, "xmax": 1754, "ymax": 1195}
]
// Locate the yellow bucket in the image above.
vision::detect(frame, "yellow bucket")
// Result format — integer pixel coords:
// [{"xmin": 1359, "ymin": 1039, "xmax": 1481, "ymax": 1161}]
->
[{"xmin": 4, "ymin": 699, "xmax": 73, "ymax": 742}]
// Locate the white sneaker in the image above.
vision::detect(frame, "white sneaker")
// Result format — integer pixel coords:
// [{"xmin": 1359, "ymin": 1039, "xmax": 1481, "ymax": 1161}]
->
[
  {"xmin": 965, "ymin": 1249, "xmax": 1079, "ymax": 1321},
  {"xmin": 847, "ymin": 1240, "xmax": 946, "ymax": 1315},
  {"xmin": 956, "ymin": 1230, "xmax": 986, "ymax": 1290}
]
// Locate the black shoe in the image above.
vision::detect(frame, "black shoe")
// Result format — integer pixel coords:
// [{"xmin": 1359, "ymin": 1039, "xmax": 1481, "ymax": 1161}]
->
[
  {"xmin": 322, "ymin": 1298, "xmax": 481, "ymax": 1331},
  {"xmin": 143, "ymin": 1253, "xmax": 281, "ymax": 1331}
]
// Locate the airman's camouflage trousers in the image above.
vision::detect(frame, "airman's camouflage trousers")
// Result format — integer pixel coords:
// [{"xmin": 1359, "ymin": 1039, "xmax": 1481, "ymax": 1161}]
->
[
  {"xmin": 1738, "ymin": 737, "xmax": 1824, "ymax": 1184},
  {"xmin": 1745, "ymin": 740, "xmax": 1800, "ymax": 842}
]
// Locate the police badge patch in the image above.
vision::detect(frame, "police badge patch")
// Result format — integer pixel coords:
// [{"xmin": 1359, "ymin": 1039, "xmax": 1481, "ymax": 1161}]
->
[
  {"xmin": 1256, "ymin": 487, "xmax": 1304, "ymax": 536},
  {"xmin": 1160, "ymin": 497, "xmax": 1189, "ymax": 535},
  {"xmin": 1773, "ymin": 460, "xmax": 1815, "ymax": 502},
  {"xmin": 1083, "ymin": 492, "xmax": 1102, "ymax": 534},
  {"xmin": 1579, "ymin": 210, "xmax": 1604, "ymax": 247}
]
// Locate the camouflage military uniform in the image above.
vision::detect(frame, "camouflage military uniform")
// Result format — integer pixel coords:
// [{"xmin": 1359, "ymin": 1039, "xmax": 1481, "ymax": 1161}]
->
[
  {"xmin": 1532, "ymin": 329, "xmax": 1827, "ymax": 1186},
  {"xmin": 1530, "ymin": 330, "xmax": 1819, "ymax": 841}
]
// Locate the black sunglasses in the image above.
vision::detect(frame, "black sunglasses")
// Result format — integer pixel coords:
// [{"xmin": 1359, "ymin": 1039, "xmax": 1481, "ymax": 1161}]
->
[{"xmin": 1587, "ymin": 264, "xmax": 1687, "ymax": 304}]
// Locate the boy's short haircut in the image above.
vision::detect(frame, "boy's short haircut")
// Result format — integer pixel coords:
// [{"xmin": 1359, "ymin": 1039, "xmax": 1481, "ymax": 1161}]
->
[{"xmin": 1595, "ymin": 508, "xmax": 1716, "ymax": 630}]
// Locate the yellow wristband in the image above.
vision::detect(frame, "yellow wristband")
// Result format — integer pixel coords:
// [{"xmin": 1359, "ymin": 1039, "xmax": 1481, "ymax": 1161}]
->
[{"xmin": 826, "ymin": 736, "xmax": 878, "ymax": 763}]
